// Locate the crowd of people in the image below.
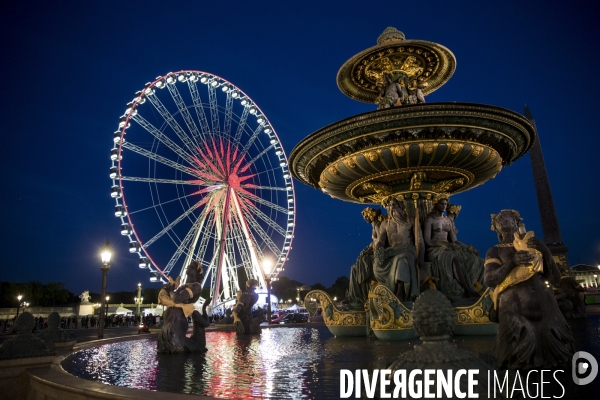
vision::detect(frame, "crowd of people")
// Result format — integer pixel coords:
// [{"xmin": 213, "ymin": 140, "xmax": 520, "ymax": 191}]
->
[{"xmin": 0, "ymin": 313, "xmax": 148, "ymax": 333}]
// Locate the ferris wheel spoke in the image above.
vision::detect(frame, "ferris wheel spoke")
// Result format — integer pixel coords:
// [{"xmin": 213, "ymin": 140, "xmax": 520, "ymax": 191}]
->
[
  {"xmin": 230, "ymin": 218, "xmax": 262, "ymax": 282},
  {"xmin": 240, "ymin": 143, "xmax": 275, "ymax": 173},
  {"xmin": 121, "ymin": 176, "xmax": 209, "ymax": 186},
  {"xmin": 166, "ymin": 83, "xmax": 204, "ymax": 150},
  {"xmin": 188, "ymin": 80, "xmax": 211, "ymax": 141},
  {"xmin": 163, "ymin": 219, "xmax": 201, "ymax": 275},
  {"xmin": 208, "ymin": 84, "xmax": 220, "ymax": 134},
  {"xmin": 122, "ymin": 141, "xmax": 200, "ymax": 178},
  {"xmin": 194, "ymin": 210, "xmax": 216, "ymax": 266},
  {"xmin": 223, "ymin": 91, "xmax": 233, "ymax": 138},
  {"xmin": 131, "ymin": 114, "xmax": 197, "ymax": 167},
  {"xmin": 243, "ymin": 211, "xmax": 282, "ymax": 257},
  {"xmin": 238, "ymin": 192, "xmax": 288, "ymax": 214},
  {"xmin": 144, "ymin": 195, "xmax": 211, "ymax": 248},
  {"xmin": 241, "ymin": 124, "xmax": 264, "ymax": 155},
  {"xmin": 233, "ymin": 106, "xmax": 250, "ymax": 147},
  {"xmin": 146, "ymin": 91, "xmax": 198, "ymax": 156},
  {"xmin": 230, "ymin": 193, "xmax": 266, "ymax": 288},
  {"xmin": 129, "ymin": 191, "xmax": 198, "ymax": 215},
  {"xmin": 241, "ymin": 198, "xmax": 287, "ymax": 237},
  {"xmin": 241, "ymin": 185, "xmax": 288, "ymax": 191}
]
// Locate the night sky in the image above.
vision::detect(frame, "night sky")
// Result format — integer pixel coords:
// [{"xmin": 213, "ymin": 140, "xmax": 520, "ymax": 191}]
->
[{"xmin": 1, "ymin": 1, "xmax": 599, "ymax": 296}]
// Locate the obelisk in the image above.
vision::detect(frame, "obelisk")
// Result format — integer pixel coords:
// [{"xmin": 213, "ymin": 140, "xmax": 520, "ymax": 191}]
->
[{"xmin": 524, "ymin": 105, "xmax": 570, "ymax": 273}]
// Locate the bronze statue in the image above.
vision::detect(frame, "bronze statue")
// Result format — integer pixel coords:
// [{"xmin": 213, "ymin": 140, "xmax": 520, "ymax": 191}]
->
[
  {"xmin": 232, "ymin": 279, "xmax": 265, "ymax": 334},
  {"xmin": 555, "ymin": 275, "xmax": 586, "ymax": 318},
  {"xmin": 423, "ymin": 194, "xmax": 483, "ymax": 299},
  {"xmin": 377, "ymin": 73, "xmax": 405, "ymax": 109},
  {"xmin": 485, "ymin": 210, "xmax": 574, "ymax": 369},
  {"xmin": 407, "ymin": 79, "xmax": 427, "ymax": 104},
  {"xmin": 347, "ymin": 208, "xmax": 383, "ymax": 309},
  {"xmin": 373, "ymin": 196, "xmax": 422, "ymax": 301},
  {"xmin": 157, "ymin": 261, "xmax": 212, "ymax": 353}
]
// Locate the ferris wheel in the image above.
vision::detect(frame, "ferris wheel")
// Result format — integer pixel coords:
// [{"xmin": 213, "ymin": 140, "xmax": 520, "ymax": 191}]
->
[{"xmin": 109, "ymin": 70, "xmax": 295, "ymax": 307}]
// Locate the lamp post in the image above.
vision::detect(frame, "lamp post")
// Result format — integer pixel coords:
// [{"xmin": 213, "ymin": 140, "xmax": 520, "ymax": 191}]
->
[
  {"xmin": 262, "ymin": 258, "xmax": 274, "ymax": 325},
  {"xmin": 135, "ymin": 282, "xmax": 142, "ymax": 317},
  {"xmin": 16, "ymin": 295, "xmax": 22, "ymax": 318},
  {"xmin": 98, "ymin": 240, "xmax": 112, "ymax": 339}
]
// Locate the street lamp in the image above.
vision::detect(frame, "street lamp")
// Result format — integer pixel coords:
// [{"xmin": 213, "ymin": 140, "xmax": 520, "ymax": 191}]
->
[
  {"xmin": 98, "ymin": 240, "xmax": 112, "ymax": 339},
  {"xmin": 135, "ymin": 282, "xmax": 142, "ymax": 317},
  {"xmin": 262, "ymin": 258, "xmax": 274, "ymax": 325},
  {"xmin": 16, "ymin": 295, "xmax": 23, "ymax": 318}
]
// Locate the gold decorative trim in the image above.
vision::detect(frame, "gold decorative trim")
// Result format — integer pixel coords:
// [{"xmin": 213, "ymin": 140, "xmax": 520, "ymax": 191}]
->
[
  {"xmin": 364, "ymin": 151, "xmax": 379, "ymax": 162},
  {"xmin": 302, "ymin": 123, "xmax": 519, "ymax": 181},
  {"xmin": 368, "ymin": 283, "xmax": 413, "ymax": 330},
  {"xmin": 484, "ymin": 258, "xmax": 502, "ymax": 266},
  {"xmin": 423, "ymin": 142, "xmax": 434, "ymax": 154},
  {"xmin": 343, "ymin": 157, "xmax": 357, "ymax": 169},
  {"xmin": 392, "ymin": 145, "xmax": 406, "ymax": 156},
  {"xmin": 450, "ymin": 143, "xmax": 464, "ymax": 154},
  {"xmin": 346, "ymin": 166, "xmax": 475, "ymax": 201},
  {"xmin": 304, "ymin": 290, "xmax": 366, "ymax": 327},
  {"xmin": 454, "ymin": 287, "xmax": 495, "ymax": 325},
  {"xmin": 471, "ymin": 145, "xmax": 483, "ymax": 157}
]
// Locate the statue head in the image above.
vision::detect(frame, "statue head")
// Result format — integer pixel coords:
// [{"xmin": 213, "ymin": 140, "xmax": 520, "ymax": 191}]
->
[
  {"xmin": 361, "ymin": 207, "xmax": 382, "ymax": 224},
  {"xmin": 185, "ymin": 260, "xmax": 203, "ymax": 284},
  {"xmin": 432, "ymin": 193, "xmax": 450, "ymax": 213},
  {"xmin": 382, "ymin": 195, "xmax": 406, "ymax": 219},
  {"xmin": 432, "ymin": 192, "xmax": 450, "ymax": 205},
  {"xmin": 491, "ymin": 209, "xmax": 523, "ymax": 241},
  {"xmin": 246, "ymin": 279, "xmax": 259, "ymax": 291}
]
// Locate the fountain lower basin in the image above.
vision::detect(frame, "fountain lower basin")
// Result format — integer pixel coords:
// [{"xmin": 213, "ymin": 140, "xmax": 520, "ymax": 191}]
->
[{"xmin": 60, "ymin": 326, "xmax": 498, "ymax": 399}]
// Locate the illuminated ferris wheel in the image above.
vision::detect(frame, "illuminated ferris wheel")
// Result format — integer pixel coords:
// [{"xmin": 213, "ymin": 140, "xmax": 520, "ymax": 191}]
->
[{"xmin": 109, "ymin": 70, "xmax": 295, "ymax": 307}]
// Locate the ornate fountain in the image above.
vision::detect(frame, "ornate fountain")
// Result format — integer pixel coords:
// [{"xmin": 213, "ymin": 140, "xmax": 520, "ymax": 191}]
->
[{"xmin": 292, "ymin": 27, "xmax": 536, "ymax": 338}]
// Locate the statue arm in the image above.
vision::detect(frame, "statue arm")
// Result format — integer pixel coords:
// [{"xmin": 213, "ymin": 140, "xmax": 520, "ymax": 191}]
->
[
  {"xmin": 414, "ymin": 224, "xmax": 425, "ymax": 265},
  {"xmin": 483, "ymin": 247, "xmax": 515, "ymax": 287},
  {"xmin": 171, "ymin": 282, "xmax": 202, "ymax": 303},
  {"xmin": 423, "ymin": 217, "xmax": 435, "ymax": 248},
  {"xmin": 374, "ymin": 222, "xmax": 387, "ymax": 250},
  {"xmin": 527, "ymin": 237, "xmax": 561, "ymax": 285}
]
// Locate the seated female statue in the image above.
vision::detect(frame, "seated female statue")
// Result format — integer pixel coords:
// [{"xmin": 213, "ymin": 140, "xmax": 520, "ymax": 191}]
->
[{"xmin": 423, "ymin": 194, "xmax": 483, "ymax": 299}]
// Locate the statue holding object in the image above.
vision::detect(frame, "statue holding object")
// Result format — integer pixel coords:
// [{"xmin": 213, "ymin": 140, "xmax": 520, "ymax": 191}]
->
[
  {"xmin": 373, "ymin": 196, "xmax": 422, "ymax": 302},
  {"xmin": 232, "ymin": 279, "xmax": 266, "ymax": 334},
  {"xmin": 485, "ymin": 210, "xmax": 574, "ymax": 369},
  {"xmin": 157, "ymin": 261, "xmax": 212, "ymax": 353},
  {"xmin": 423, "ymin": 194, "xmax": 484, "ymax": 300},
  {"xmin": 347, "ymin": 207, "xmax": 383, "ymax": 310}
]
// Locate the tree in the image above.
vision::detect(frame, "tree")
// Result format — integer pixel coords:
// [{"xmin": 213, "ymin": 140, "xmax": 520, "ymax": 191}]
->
[
  {"xmin": 143, "ymin": 288, "xmax": 159, "ymax": 304},
  {"xmin": 328, "ymin": 276, "xmax": 350, "ymax": 300},
  {"xmin": 271, "ymin": 276, "xmax": 304, "ymax": 304}
]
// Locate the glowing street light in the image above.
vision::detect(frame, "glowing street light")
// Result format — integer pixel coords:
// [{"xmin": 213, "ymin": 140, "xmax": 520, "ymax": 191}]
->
[
  {"xmin": 135, "ymin": 282, "xmax": 143, "ymax": 317},
  {"xmin": 262, "ymin": 258, "xmax": 274, "ymax": 325},
  {"xmin": 16, "ymin": 295, "xmax": 23, "ymax": 318},
  {"xmin": 98, "ymin": 240, "xmax": 112, "ymax": 339}
]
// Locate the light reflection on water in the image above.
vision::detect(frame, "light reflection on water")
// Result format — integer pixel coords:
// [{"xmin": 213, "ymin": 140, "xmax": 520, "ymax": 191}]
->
[
  {"xmin": 65, "ymin": 327, "xmax": 357, "ymax": 399},
  {"xmin": 62, "ymin": 316, "xmax": 600, "ymax": 399},
  {"xmin": 62, "ymin": 326, "xmax": 492, "ymax": 399}
]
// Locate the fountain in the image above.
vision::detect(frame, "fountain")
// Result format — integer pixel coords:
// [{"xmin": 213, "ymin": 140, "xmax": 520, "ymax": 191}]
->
[{"xmin": 291, "ymin": 27, "xmax": 535, "ymax": 339}]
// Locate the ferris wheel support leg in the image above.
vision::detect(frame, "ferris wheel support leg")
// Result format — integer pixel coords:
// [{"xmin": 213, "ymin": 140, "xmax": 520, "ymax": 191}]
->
[
  {"xmin": 231, "ymin": 192, "xmax": 266, "ymax": 289},
  {"xmin": 213, "ymin": 187, "xmax": 232, "ymax": 305}
]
